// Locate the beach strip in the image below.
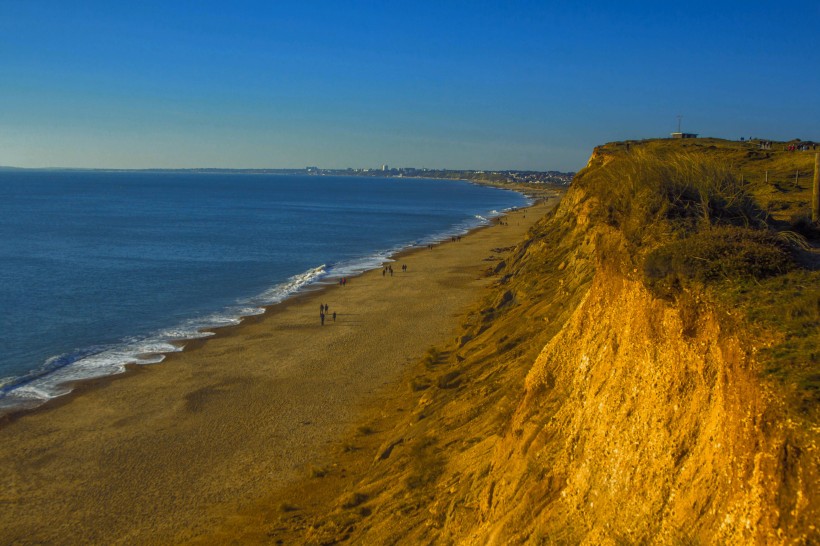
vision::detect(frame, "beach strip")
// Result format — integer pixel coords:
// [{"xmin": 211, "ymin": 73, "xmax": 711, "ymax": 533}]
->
[{"xmin": 0, "ymin": 198, "xmax": 557, "ymax": 545}]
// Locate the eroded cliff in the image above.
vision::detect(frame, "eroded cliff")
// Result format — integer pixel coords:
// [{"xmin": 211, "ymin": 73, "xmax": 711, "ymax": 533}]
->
[
  {"xmin": 464, "ymin": 140, "xmax": 819, "ymax": 544},
  {"xmin": 203, "ymin": 139, "xmax": 819, "ymax": 545}
]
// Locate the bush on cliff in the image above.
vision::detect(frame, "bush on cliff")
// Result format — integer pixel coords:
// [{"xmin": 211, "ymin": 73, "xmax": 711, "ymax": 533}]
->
[{"xmin": 643, "ymin": 226, "xmax": 796, "ymax": 298}]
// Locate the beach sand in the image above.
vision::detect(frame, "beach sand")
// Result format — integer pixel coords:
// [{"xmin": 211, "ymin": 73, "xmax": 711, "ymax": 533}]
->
[{"xmin": 0, "ymin": 199, "xmax": 556, "ymax": 545}]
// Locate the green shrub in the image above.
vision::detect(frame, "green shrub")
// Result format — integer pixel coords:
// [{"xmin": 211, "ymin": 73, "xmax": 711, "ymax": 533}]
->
[{"xmin": 643, "ymin": 226, "xmax": 795, "ymax": 297}]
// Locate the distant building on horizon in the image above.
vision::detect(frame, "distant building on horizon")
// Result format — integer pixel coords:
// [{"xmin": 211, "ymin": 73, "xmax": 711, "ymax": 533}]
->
[
  {"xmin": 382, "ymin": 164, "xmax": 388, "ymax": 171},
  {"xmin": 671, "ymin": 115, "xmax": 697, "ymax": 139}
]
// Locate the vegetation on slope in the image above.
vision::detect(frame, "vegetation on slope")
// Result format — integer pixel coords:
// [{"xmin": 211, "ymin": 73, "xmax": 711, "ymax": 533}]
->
[{"xmin": 585, "ymin": 140, "xmax": 819, "ymax": 423}]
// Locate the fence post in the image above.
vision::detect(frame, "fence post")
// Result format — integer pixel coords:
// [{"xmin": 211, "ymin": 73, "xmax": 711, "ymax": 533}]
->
[{"xmin": 813, "ymin": 152, "xmax": 819, "ymax": 222}]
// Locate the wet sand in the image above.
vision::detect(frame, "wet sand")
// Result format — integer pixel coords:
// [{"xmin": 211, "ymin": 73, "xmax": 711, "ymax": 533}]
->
[{"xmin": 0, "ymin": 199, "xmax": 555, "ymax": 545}]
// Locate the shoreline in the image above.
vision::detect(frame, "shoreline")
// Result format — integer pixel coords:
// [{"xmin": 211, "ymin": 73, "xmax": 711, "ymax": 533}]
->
[
  {"xmin": 0, "ymin": 198, "xmax": 558, "ymax": 545},
  {"xmin": 0, "ymin": 198, "xmax": 535, "ymax": 420}
]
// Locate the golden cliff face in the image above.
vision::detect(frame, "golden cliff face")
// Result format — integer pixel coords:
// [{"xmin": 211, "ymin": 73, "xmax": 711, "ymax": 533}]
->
[{"xmin": 478, "ymin": 270, "xmax": 815, "ymax": 544}]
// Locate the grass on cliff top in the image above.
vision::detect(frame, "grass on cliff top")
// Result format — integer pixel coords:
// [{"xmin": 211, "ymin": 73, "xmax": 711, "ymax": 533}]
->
[
  {"xmin": 576, "ymin": 137, "xmax": 819, "ymax": 419},
  {"xmin": 600, "ymin": 137, "xmax": 818, "ymax": 227}
]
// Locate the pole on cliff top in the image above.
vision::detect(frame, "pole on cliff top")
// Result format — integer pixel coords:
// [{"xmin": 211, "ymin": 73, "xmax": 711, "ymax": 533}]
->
[{"xmin": 812, "ymin": 152, "xmax": 819, "ymax": 223}]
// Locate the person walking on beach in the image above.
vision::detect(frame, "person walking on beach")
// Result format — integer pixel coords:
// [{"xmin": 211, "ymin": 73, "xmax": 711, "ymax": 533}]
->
[
  {"xmin": 324, "ymin": 303, "xmax": 329, "ymax": 313},
  {"xmin": 332, "ymin": 311, "xmax": 336, "ymax": 322},
  {"xmin": 320, "ymin": 312, "xmax": 325, "ymax": 325}
]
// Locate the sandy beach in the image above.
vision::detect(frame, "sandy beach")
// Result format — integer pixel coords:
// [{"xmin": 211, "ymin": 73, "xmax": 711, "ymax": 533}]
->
[{"xmin": 0, "ymin": 198, "xmax": 556, "ymax": 545}]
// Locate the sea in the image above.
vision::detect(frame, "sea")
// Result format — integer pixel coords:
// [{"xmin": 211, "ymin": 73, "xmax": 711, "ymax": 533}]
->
[{"xmin": 0, "ymin": 170, "xmax": 528, "ymax": 414}]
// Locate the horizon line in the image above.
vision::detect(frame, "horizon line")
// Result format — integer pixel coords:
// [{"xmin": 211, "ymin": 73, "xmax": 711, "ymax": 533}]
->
[{"xmin": 0, "ymin": 165, "xmax": 576, "ymax": 174}]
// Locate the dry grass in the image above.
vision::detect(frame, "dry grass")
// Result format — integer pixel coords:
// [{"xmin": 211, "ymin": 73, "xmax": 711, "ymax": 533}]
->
[
  {"xmin": 644, "ymin": 226, "xmax": 796, "ymax": 297},
  {"xmin": 729, "ymin": 270, "xmax": 820, "ymax": 418},
  {"xmin": 587, "ymin": 148, "xmax": 767, "ymax": 248}
]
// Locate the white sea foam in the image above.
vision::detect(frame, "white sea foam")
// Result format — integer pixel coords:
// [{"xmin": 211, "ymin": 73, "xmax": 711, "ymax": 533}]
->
[
  {"xmin": 6, "ymin": 384, "xmax": 56, "ymax": 401},
  {"xmin": 0, "ymin": 264, "xmax": 336, "ymax": 412},
  {"xmin": 324, "ymin": 252, "xmax": 398, "ymax": 280},
  {"xmin": 251, "ymin": 264, "xmax": 327, "ymax": 304}
]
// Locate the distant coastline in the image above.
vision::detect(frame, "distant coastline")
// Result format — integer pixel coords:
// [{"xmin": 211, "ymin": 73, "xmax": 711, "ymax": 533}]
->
[{"xmin": 0, "ymin": 164, "xmax": 575, "ymax": 186}]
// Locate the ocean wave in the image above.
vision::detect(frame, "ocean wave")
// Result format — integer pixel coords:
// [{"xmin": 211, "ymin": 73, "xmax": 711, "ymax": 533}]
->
[
  {"xmin": 0, "ymin": 265, "xmax": 330, "ymax": 412},
  {"xmin": 324, "ymin": 251, "xmax": 399, "ymax": 279},
  {"xmin": 249, "ymin": 264, "xmax": 327, "ymax": 304}
]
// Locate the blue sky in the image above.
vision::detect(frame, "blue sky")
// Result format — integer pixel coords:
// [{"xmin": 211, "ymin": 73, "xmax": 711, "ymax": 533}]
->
[{"xmin": 1, "ymin": 2, "xmax": 818, "ymax": 171}]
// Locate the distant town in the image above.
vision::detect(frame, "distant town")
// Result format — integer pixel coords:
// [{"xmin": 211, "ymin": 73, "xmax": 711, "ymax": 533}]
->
[{"xmin": 304, "ymin": 165, "xmax": 575, "ymax": 186}]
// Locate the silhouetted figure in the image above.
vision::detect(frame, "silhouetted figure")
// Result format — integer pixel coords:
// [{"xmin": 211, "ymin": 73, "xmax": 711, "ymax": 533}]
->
[
  {"xmin": 332, "ymin": 312, "xmax": 336, "ymax": 321},
  {"xmin": 320, "ymin": 312, "xmax": 325, "ymax": 325}
]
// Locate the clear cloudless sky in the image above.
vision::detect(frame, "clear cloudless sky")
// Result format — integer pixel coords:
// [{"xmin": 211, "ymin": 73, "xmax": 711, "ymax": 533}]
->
[{"xmin": 1, "ymin": 1, "xmax": 819, "ymax": 171}]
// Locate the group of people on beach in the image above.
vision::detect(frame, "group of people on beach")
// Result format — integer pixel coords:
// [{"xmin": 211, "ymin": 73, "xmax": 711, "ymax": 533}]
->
[
  {"xmin": 382, "ymin": 264, "xmax": 408, "ymax": 277},
  {"xmin": 319, "ymin": 303, "xmax": 335, "ymax": 325},
  {"xmin": 323, "ymin": 262, "xmax": 410, "ymax": 324}
]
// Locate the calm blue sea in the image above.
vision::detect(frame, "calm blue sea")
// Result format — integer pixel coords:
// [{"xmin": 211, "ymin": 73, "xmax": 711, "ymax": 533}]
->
[{"xmin": 0, "ymin": 170, "xmax": 527, "ymax": 413}]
